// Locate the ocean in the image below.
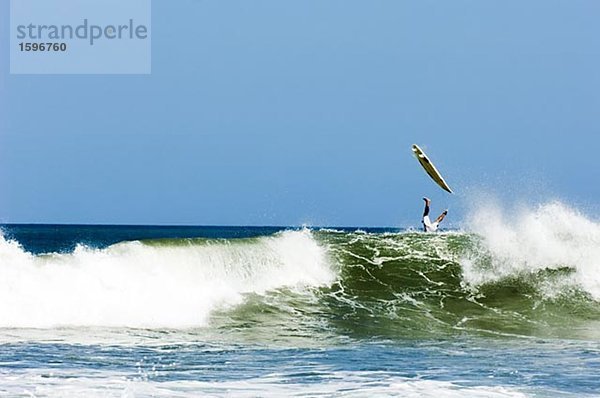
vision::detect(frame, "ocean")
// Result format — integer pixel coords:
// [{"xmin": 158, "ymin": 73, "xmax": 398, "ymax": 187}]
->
[{"xmin": 1, "ymin": 202, "xmax": 599, "ymax": 397}]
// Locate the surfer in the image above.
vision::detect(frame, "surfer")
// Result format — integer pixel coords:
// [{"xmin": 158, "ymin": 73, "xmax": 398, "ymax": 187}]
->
[{"xmin": 422, "ymin": 197, "xmax": 447, "ymax": 232}]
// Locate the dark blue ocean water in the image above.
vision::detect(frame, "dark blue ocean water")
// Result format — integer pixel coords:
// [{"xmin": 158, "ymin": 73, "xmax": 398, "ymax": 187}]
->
[
  {"xmin": 0, "ymin": 224, "xmax": 598, "ymax": 397},
  {"xmin": 2, "ymin": 224, "xmax": 395, "ymax": 254}
]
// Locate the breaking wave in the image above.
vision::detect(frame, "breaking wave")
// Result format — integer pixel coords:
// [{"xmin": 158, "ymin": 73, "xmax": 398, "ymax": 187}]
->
[
  {"xmin": 0, "ymin": 201, "xmax": 599, "ymax": 339},
  {"xmin": 0, "ymin": 229, "xmax": 334, "ymax": 328},
  {"xmin": 463, "ymin": 201, "xmax": 600, "ymax": 299}
]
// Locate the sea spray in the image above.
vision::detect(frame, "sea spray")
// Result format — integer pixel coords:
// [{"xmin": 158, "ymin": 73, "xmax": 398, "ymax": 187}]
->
[{"xmin": 461, "ymin": 201, "xmax": 600, "ymax": 299}]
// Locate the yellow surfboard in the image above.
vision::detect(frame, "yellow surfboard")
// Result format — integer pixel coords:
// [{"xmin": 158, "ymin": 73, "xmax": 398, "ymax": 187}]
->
[{"xmin": 412, "ymin": 144, "xmax": 453, "ymax": 194}]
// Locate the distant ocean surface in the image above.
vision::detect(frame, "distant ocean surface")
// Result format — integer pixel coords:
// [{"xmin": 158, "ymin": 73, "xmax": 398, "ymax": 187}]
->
[{"xmin": 1, "ymin": 202, "xmax": 600, "ymax": 397}]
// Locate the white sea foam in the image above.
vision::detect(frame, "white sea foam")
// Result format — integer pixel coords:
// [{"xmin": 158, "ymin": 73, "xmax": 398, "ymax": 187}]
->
[
  {"xmin": 461, "ymin": 201, "xmax": 600, "ymax": 299},
  {"xmin": 0, "ymin": 370, "xmax": 530, "ymax": 398},
  {"xmin": 0, "ymin": 229, "xmax": 334, "ymax": 328}
]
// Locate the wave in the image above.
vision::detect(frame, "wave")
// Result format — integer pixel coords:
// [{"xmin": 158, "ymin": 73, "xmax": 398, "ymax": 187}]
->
[
  {"xmin": 0, "ymin": 201, "xmax": 599, "ymax": 339},
  {"xmin": 0, "ymin": 229, "xmax": 335, "ymax": 328},
  {"xmin": 462, "ymin": 201, "xmax": 600, "ymax": 299},
  {"xmin": 313, "ymin": 201, "xmax": 600, "ymax": 339}
]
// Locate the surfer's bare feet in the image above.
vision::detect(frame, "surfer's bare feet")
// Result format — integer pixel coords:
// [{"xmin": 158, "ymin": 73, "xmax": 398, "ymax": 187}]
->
[
  {"xmin": 423, "ymin": 197, "xmax": 431, "ymax": 205},
  {"xmin": 434, "ymin": 209, "xmax": 448, "ymax": 224}
]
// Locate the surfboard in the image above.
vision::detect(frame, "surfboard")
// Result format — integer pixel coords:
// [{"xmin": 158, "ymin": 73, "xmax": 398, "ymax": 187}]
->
[{"xmin": 412, "ymin": 144, "xmax": 453, "ymax": 194}]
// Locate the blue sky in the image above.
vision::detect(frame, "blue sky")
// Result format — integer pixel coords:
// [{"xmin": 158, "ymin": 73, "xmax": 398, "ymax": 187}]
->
[{"xmin": 1, "ymin": 1, "xmax": 599, "ymax": 226}]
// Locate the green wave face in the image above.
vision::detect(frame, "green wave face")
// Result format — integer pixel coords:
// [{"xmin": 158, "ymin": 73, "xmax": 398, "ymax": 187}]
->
[
  {"xmin": 211, "ymin": 230, "xmax": 600, "ymax": 342},
  {"xmin": 3, "ymin": 224, "xmax": 597, "ymax": 341}
]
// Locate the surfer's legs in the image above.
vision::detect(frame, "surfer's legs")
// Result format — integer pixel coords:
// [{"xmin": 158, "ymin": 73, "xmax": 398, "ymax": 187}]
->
[
  {"xmin": 434, "ymin": 210, "xmax": 448, "ymax": 224},
  {"xmin": 422, "ymin": 198, "xmax": 431, "ymax": 232},
  {"xmin": 422, "ymin": 197, "xmax": 431, "ymax": 217}
]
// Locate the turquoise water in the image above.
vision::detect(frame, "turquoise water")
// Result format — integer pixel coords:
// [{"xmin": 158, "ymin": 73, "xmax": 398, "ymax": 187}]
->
[{"xmin": 1, "ymin": 203, "xmax": 599, "ymax": 396}]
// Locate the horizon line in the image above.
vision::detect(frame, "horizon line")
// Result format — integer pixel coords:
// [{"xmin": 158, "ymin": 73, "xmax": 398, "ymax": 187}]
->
[{"xmin": 0, "ymin": 222, "xmax": 409, "ymax": 229}]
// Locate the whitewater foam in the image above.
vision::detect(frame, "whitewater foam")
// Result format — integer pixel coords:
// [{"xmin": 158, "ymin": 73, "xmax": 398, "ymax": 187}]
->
[
  {"xmin": 462, "ymin": 201, "xmax": 600, "ymax": 300},
  {"xmin": 0, "ymin": 369, "xmax": 529, "ymax": 398},
  {"xmin": 0, "ymin": 229, "xmax": 335, "ymax": 328}
]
